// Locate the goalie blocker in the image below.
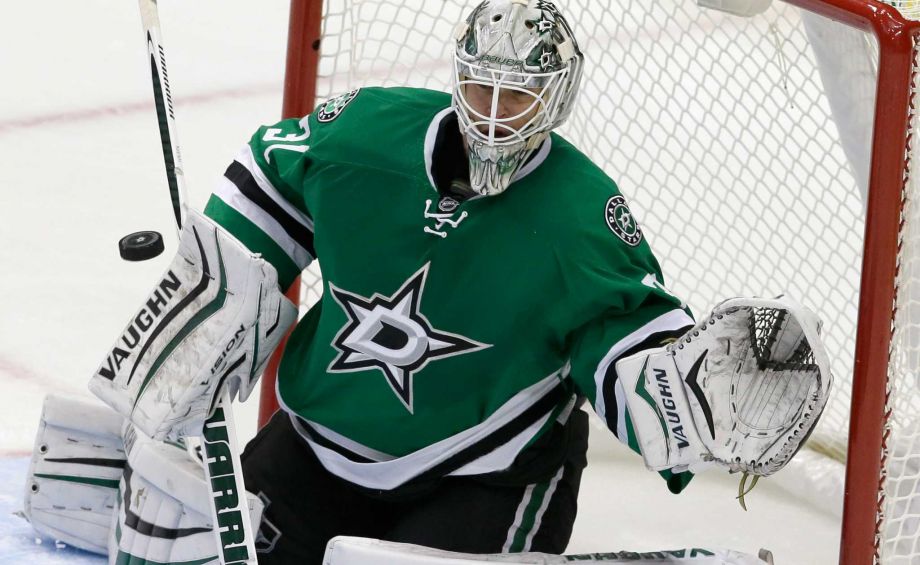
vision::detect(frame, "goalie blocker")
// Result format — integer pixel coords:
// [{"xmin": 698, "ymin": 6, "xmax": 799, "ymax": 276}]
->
[
  {"xmin": 618, "ymin": 297, "xmax": 832, "ymax": 477},
  {"xmin": 89, "ymin": 209, "xmax": 297, "ymax": 441}
]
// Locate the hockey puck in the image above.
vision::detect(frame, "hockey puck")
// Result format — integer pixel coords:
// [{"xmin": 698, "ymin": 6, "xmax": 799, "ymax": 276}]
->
[{"xmin": 118, "ymin": 230, "xmax": 165, "ymax": 261}]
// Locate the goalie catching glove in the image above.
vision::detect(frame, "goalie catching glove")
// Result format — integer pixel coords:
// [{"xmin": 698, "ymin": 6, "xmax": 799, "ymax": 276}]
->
[
  {"xmin": 619, "ymin": 296, "xmax": 832, "ymax": 476},
  {"xmin": 89, "ymin": 209, "xmax": 298, "ymax": 441}
]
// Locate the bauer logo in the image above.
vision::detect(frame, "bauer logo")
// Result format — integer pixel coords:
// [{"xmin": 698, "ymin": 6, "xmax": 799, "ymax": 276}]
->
[
  {"xmin": 605, "ymin": 195, "xmax": 643, "ymax": 246},
  {"xmin": 317, "ymin": 88, "xmax": 361, "ymax": 123},
  {"xmin": 438, "ymin": 197, "xmax": 459, "ymax": 212}
]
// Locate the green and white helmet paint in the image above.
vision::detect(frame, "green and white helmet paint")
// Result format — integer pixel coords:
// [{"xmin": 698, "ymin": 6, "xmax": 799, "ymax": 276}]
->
[{"xmin": 452, "ymin": 0, "xmax": 584, "ymax": 196}]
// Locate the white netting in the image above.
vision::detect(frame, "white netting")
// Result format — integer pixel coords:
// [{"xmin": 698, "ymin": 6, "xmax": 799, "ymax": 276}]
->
[{"xmin": 296, "ymin": 0, "xmax": 920, "ymax": 560}]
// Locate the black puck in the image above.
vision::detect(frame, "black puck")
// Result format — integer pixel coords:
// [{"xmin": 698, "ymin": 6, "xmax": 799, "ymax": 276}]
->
[{"xmin": 119, "ymin": 230, "xmax": 165, "ymax": 261}]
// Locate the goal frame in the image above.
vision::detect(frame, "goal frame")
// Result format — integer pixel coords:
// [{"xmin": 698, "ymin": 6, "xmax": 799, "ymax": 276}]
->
[
  {"xmin": 790, "ymin": 1, "xmax": 919, "ymax": 563},
  {"xmin": 266, "ymin": 1, "xmax": 920, "ymax": 563},
  {"xmin": 257, "ymin": 0, "xmax": 324, "ymax": 429}
]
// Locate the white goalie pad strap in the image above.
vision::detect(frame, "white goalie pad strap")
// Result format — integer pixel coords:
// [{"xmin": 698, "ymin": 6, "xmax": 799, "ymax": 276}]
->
[
  {"xmin": 619, "ymin": 296, "xmax": 833, "ymax": 476},
  {"xmin": 89, "ymin": 208, "xmax": 298, "ymax": 440},
  {"xmin": 22, "ymin": 394, "xmax": 126, "ymax": 555},
  {"xmin": 696, "ymin": 0, "xmax": 772, "ymax": 17},
  {"xmin": 111, "ymin": 425, "xmax": 264, "ymax": 565},
  {"xmin": 324, "ymin": 537, "xmax": 772, "ymax": 564}
]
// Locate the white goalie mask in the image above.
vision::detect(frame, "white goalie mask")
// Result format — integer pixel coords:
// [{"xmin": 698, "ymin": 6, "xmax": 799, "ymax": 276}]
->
[{"xmin": 452, "ymin": 0, "xmax": 584, "ymax": 196}]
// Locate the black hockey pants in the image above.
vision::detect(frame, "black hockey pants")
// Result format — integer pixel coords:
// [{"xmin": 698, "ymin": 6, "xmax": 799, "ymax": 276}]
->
[{"xmin": 241, "ymin": 410, "xmax": 588, "ymax": 565}]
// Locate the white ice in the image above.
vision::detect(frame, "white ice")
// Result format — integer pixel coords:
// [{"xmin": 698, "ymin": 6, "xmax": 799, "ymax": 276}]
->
[{"xmin": 0, "ymin": 1, "xmax": 839, "ymax": 563}]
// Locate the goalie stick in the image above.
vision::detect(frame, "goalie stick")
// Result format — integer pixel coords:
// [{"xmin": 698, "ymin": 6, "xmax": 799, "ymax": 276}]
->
[{"xmin": 134, "ymin": 1, "xmax": 257, "ymax": 563}]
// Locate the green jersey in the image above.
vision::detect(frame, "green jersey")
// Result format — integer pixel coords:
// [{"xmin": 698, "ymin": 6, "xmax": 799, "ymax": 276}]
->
[{"xmin": 205, "ymin": 87, "xmax": 693, "ymax": 491}]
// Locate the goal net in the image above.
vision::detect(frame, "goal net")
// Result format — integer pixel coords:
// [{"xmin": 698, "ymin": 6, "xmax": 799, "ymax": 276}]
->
[{"xmin": 289, "ymin": 0, "xmax": 920, "ymax": 562}]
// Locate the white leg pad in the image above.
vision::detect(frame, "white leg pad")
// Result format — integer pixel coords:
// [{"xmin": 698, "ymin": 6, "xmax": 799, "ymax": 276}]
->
[
  {"xmin": 323, "ymin": 537, "xmax": 772, "ymax": 564},
  {"xmin": 22, "ymin": 394, "xmax": 127, "ymax": 555},
  {"xmin": 110, "ymin": 424, "xmax": 264, "ymax": 564}
]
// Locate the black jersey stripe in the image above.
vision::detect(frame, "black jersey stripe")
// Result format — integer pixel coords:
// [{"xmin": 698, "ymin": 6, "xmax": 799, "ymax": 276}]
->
[
  {"xmin": 294, "ymin": 382, "xmax": 571, "ymax": 491},
  {"xmin": 224, "ymin": 160, "xmax": 316, "ymax": 259},
  {"xmin": 601, "ymin": 327, "xmax": 692, "ymax": 438},
  {"xmin": 412, "ymin": 383, "xmax": 570, "ymax": 485},
  {"xmin": 294, "ymin": 421, "xmax": 377, "ymax": 464}
]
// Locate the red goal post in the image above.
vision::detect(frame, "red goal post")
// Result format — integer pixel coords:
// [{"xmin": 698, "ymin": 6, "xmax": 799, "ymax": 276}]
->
[
  {"xmin": 257, "ymin": 0, "xmax": 324, "ymax": 428},
  {"xmin": 266, "ymin": 1, "xmax": 920, "ymax": 563}
]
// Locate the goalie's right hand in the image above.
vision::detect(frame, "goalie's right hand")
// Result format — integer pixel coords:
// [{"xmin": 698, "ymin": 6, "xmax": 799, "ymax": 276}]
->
[{"xmin": 89, "ymin": 209, "xmax": 298, "ymax": 441}]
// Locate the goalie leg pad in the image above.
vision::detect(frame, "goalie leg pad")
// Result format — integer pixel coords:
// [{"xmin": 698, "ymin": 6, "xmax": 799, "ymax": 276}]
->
[
  {"xmin": 89, "ymin": 208, "xmax": 298, "ymax": 440},
  {"xmin": 111, "ymin": 424, "xmax": 264, "ymax": 564},
  {"xmin": 620, "ymin": 296, "xmax": 832, "ymax": 476},
  {"xmin": 22, "ymin": 394, "xmax": 127, "ymax": 555},
  {"xmin": 324, "ymin": 537, "xmax": 773, "ymax": 564}
]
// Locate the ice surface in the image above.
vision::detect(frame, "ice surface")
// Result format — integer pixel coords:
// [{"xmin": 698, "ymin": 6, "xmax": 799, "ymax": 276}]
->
[
  {"xmin": 0, "ymin": 1, "xmax": 840, "ymax": 563},
  {"xmin": 0, "ymin": 458, "xmax": 104, "ymax": 564}
]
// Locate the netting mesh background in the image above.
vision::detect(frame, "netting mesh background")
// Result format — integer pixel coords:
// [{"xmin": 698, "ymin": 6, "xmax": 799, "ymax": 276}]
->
[{"xmin": 295, "ymin": 1, "xmax": 920, "ymax": 559}]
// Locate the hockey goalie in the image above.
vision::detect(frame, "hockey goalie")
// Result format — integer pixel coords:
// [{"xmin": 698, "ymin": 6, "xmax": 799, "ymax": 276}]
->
[{"xmin": 20, "ymin": 1, "xmax": 833, "ymax": 564}]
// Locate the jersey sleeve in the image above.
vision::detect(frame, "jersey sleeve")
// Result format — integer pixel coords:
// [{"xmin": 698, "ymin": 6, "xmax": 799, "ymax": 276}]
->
[
  {"xmin": 557, "ymin": 178, "xmax": 696, "ymax": 492},
  {"xmin": 204, "ymin": 115, "xmax": 318, "ymax": 291},
  {"xmin": 569, "ymin": 272, "xmax": 697, "ymax": 493}
]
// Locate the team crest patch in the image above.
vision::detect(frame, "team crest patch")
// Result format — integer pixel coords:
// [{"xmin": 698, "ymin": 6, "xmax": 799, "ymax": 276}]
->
[
  {"xmin": 605, "ymin": 195, "xmax": 643, "ymax": 246},
  {"xmin": 317, "ymin": 88, "xmax": 360, "ymax": 122},
  {"xmin": 327, "ymin": 263, "xmax": 491, "ymax": 413}
]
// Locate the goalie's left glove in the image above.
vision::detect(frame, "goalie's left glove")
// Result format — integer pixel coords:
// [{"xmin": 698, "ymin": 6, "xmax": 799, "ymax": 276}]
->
[
  {"xmin": 618, "ymin": 296, "xmax": 833, "ymax": 477},
  {"xmin": 89, "ymin": 209, "xmax": 298, "ymax": 441}
]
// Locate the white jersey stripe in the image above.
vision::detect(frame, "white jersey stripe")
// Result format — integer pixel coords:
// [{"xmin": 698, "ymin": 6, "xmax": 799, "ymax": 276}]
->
[
  {"xmin": 214, "ymin": 144, "xmax": 316, "ymax": 268},
  {"xmin": 237, "ymin": 145, "xmax": 314, "ymax": 233},
  {"xmin": 212, "ymin": 187, "xmax": 314, "ymax": 269},
  {"xmin": 281, "ymin": 370, "xmax": 564, "ymax": 491},
  {"xmin": 592, "ymin": 308, "xmax": 694, "ymax": 424},
  {"xmin": 450, "ymin": 409, "xmax": 554, "ymax": 477}
]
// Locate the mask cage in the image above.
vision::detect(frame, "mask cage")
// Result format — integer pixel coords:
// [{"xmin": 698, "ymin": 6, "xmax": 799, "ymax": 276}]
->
[{"xmin": 453, "ymin": 57, "xmax": 571, "ymax": 146}]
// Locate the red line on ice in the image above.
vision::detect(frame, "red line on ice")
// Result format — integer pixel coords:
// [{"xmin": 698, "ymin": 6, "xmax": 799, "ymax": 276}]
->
[
  {"xmin": 0, "ymin": 354, "xmax": 82, "ymax": 394},
  {"xmin": 0, "ymin": 83, "xmax": 278, "ymax": 134}
]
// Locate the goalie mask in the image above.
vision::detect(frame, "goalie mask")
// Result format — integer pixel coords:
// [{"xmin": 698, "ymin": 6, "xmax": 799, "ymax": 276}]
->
[{"xmin": 452, "ymin": 0, "xmax": 584, "ymax": 196}]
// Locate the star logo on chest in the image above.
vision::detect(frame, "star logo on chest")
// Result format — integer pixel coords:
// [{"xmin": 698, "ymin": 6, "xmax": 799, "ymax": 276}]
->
[{"xmin": 327, "ymin": 263, "xmax": 491, "ymax": 413}]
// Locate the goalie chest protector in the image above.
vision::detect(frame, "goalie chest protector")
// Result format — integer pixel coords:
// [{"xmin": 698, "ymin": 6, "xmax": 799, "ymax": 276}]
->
[{"xmin": 205, "ymin": 86, "xmax": 685, "ymax": 471}]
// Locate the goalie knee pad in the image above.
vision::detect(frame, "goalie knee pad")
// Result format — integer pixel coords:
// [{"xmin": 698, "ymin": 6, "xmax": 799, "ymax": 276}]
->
[
  {"xmin": 22, "ymin": 394, "xmax": 126, "ymax": 555},
  {"xmin": 88, "ymin": 208, "xmax": 298, "ymax": 440},
  {"xmin": 619, "ymin": 296, "xmax": 832, "ymax": 476}
]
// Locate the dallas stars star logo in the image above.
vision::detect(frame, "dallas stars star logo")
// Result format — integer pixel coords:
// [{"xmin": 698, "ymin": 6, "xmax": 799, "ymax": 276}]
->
[{"xmin": 327, "ymin": 263, "xmax": 491, "ymax": 413}]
